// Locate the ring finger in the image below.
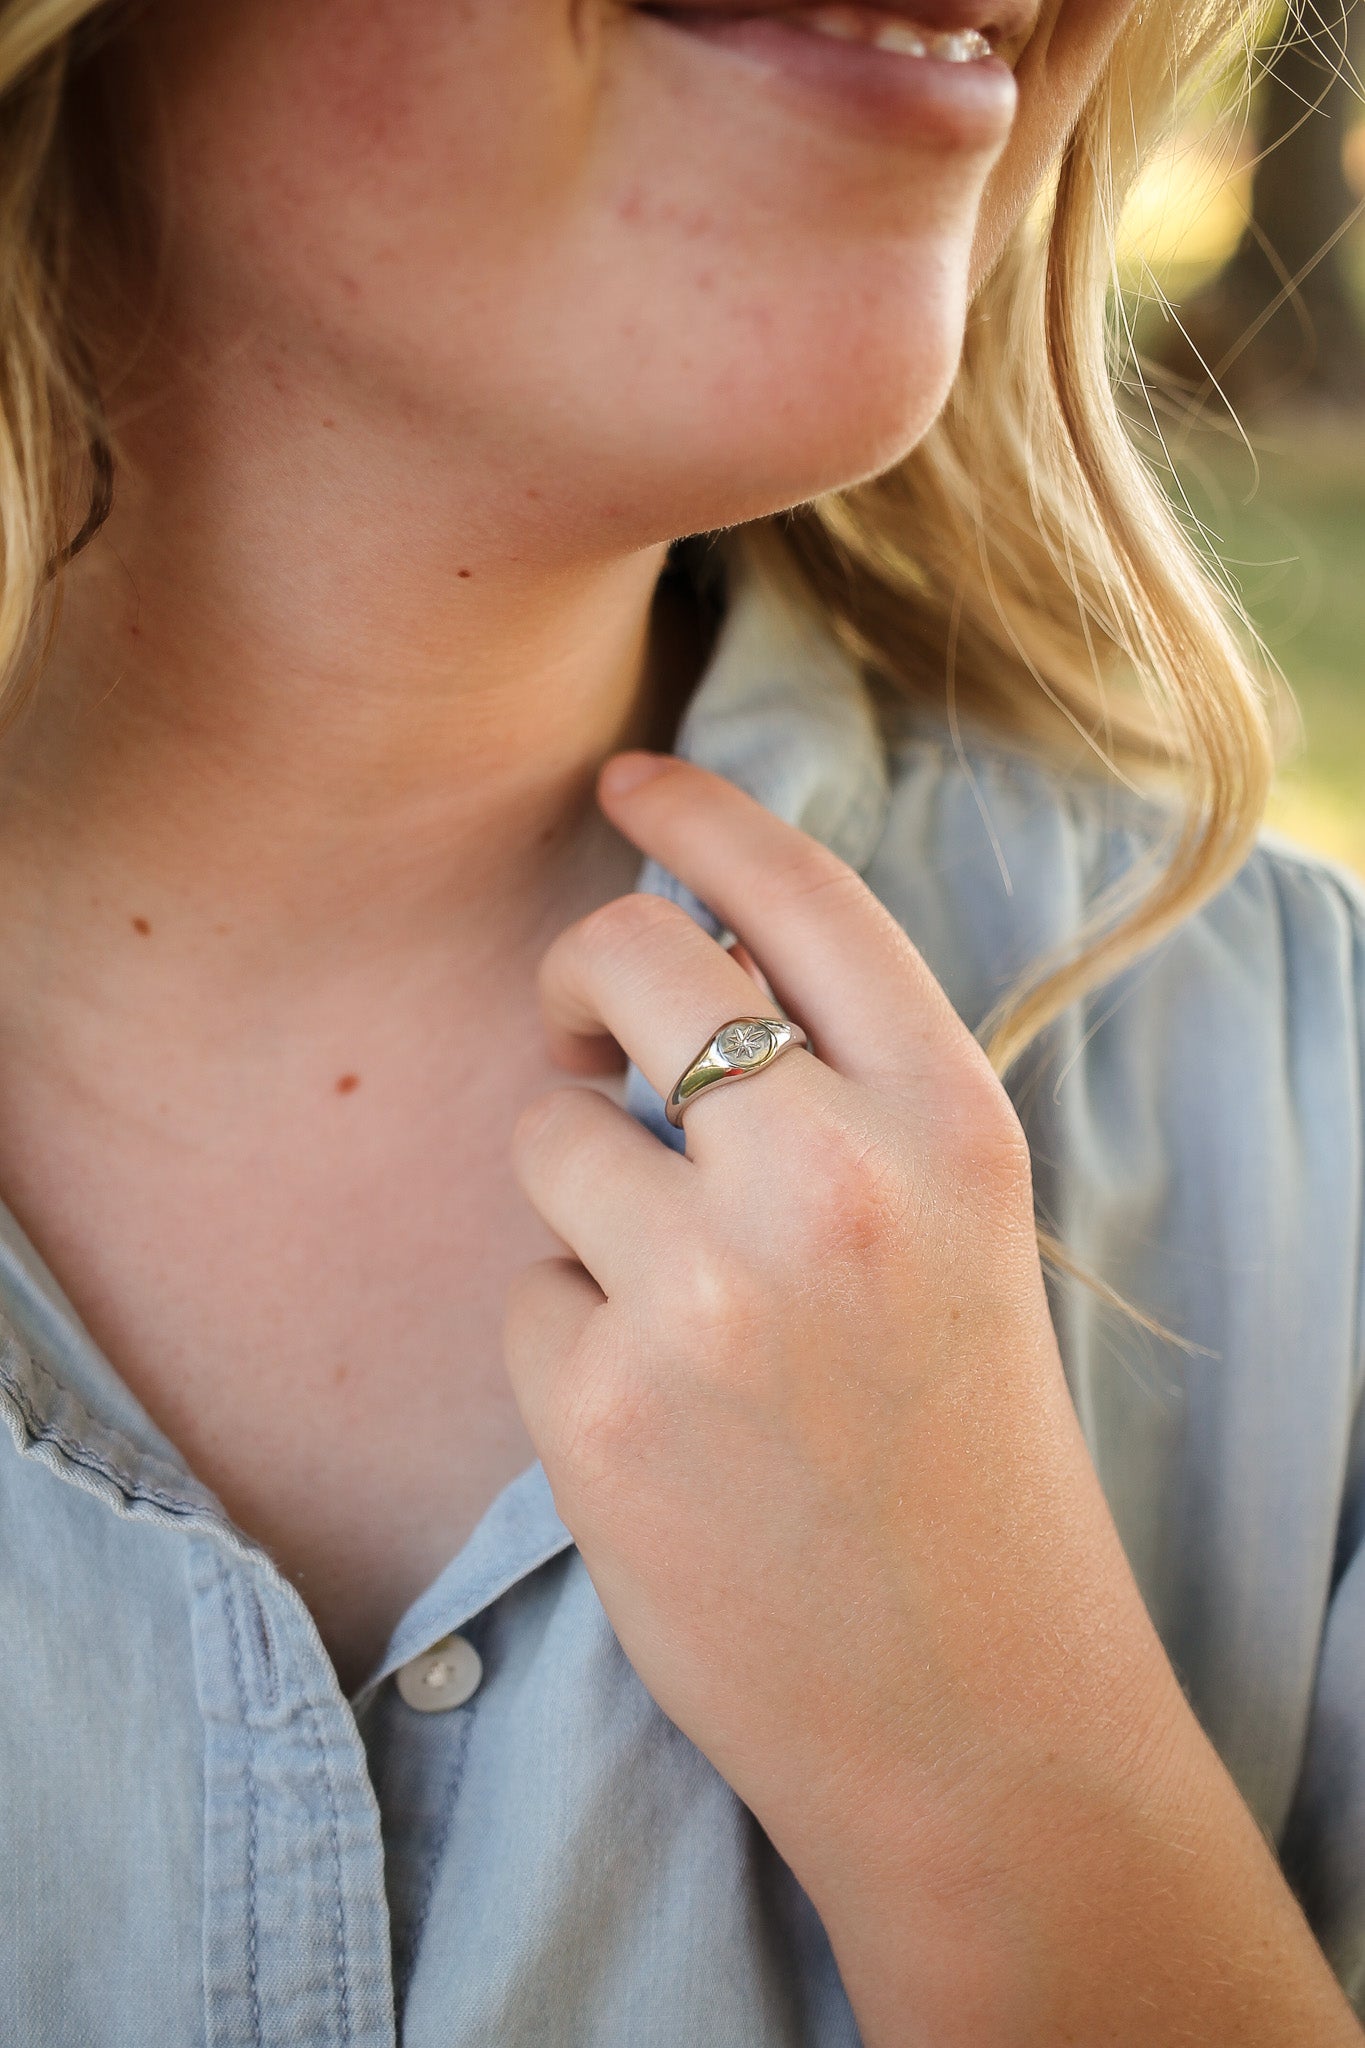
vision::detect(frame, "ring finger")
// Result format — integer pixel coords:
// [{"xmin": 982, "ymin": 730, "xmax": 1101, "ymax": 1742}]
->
[{"xmin": 537, "ymin": 893, "xmax": 827, "ymax": 1154}]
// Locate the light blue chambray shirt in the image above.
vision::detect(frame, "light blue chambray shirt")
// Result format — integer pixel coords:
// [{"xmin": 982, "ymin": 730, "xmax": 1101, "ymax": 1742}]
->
[{"xmin": 1, "ymin": 568, "xmax": 1363, "ymax": 2047}]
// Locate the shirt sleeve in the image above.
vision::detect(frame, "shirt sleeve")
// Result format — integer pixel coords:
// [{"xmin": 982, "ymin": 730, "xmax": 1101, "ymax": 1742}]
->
[{"xmin": 1279, "ymin": 864, "xmax": 1365, "ymax": 2014}]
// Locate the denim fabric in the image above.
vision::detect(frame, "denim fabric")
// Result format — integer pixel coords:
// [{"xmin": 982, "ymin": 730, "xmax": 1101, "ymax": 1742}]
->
[{"xmin": 1, "ymin": 568, "xmax": 1363, "ymax": 2044}]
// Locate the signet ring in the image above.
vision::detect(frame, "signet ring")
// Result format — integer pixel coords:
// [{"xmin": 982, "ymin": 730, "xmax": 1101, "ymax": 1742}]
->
[{"xmin": 664, "ymin": 1016, "xmax": 811, "ymax": 1130}]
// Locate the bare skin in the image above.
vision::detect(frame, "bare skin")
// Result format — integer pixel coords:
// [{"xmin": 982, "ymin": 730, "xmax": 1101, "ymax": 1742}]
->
[{"xmin": 0, "ymin": 558, "xmax": 703, "ymax": 1690}]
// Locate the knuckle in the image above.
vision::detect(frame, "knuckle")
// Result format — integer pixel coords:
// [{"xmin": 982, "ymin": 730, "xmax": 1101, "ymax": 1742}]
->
[
  {"xmin": 510, "ymin": 1092, "xmax": 552, "ymax": 1152},
  {"xmin": 664, "ymin": 1237, "xmax": 762, "ymax": 1341},
  {"xmin": 646, "ymin": 1239, "xmax": 785, "ymax": 1395},
  {"xmin": 511, "ymin": 1086, "xmax": 601, "ymax": 1181},
  {"xmin": 943, "ymin": 1065, "xmax": 1034, "ymax": 1204},
  {"xmin": 795, "ymin": 1114, "xmax": 912, "ymax": 1262},
  {"xmin": 576, "ymin": 890, "xmax": 692, "ymax": 968},
  {"xmin": 558, "ymin": 1364, "xmax": 659, "ymax": 1492},
  {"xmin": 758, "ymin": 840, "xmax": 864, "ymax": 917}
]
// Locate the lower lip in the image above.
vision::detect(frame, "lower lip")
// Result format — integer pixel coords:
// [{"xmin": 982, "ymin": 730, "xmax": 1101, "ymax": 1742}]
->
[{"xmin": 640, "ymin": 12, "xmax": 1017, "ymax": 147}]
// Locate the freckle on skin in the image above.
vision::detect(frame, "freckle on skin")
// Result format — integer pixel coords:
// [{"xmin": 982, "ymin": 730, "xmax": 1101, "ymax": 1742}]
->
[
  {"xmin": 335, "ymin": 1073, "xmax": 361, "ymax": 1095},
  {"xmin": 458, "ymin": 569, "xmax": 472, "ymax": 579},
  {"xmin": 131, "ymin": 917, "xmax": 151, "ymax": 936},
  {"xmin": 334, "ymin": 1362, "xmax": 350, "ymax": 1388}
]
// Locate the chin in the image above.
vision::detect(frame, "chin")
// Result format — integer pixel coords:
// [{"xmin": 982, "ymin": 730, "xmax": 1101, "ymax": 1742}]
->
[
  {"xmin": 560, "ymin": 300, "xmax": 968, "ymax": 547},
  {"xmin": 753, "ymin": 348, "xmax": 960, "ymax": 503},
  {"xmin": 687, "ymin": 401, "xmax": 945, "ymax": 533},
  {"xmin": 567, "ymin": 403, "xmax": 950, "ymax": 558}
]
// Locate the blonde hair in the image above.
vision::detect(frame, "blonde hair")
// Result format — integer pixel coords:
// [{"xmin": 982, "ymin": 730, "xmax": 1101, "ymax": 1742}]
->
[
  {"xmin": 756, "ymin": 4, "xmax": 1280, "ymax": 1085},
  {"xmin": 746, "ymin": 0, "xmax": 1283, "ymax": 1322},
  {"xmin": 0, "ymin": 4, "xmax": 116, "ymax": 693},
  {"xmin": 1, "ymin": 0, "xmax": 1279, "ymax": 1319}
]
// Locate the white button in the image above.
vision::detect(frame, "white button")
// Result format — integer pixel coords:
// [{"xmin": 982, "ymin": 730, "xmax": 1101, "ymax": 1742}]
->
[{"xmin": 395, "ymin": 1633, "xmax": 482, "ymax": 1713}]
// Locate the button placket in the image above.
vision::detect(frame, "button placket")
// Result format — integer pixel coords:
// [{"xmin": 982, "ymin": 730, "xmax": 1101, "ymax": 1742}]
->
[{"xmin": 190, "ymin": 1539, "xmax": 397, "ymax": 2048}]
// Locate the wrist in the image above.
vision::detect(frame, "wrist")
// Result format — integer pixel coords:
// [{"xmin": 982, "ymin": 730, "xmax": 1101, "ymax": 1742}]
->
[
  {"xmin": 791, "ymin": 1661, "xmax": 1186, "ymax": 2017},
  {"xmin": 798, "ymin": 1685, "xmax": 1359, "ymax": 2048}
]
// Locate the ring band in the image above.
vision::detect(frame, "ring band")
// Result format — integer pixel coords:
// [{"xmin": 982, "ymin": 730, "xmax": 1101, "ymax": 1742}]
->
[{"xmin": 664, "ymin": 1015, "xmax": 810, "ymax": 1129}]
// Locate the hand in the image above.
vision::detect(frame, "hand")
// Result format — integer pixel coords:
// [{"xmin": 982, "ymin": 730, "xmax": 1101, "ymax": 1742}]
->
[
  {"xmin": 504, "ymin": 751, "xmax": 1360, "ymax": 2046},
  {"xmin": 504, "ymin": 746, "xmax": 1173, "ymax": 1905}
]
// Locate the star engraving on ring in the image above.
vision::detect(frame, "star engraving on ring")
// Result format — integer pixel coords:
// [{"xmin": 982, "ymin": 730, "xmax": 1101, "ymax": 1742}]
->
[{"xmin": 715, "ymin": 1020, "xmax": 776, "ymax": 1068}]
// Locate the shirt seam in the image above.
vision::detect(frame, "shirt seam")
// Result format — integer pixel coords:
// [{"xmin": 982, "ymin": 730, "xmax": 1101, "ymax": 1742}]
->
[
  {"xmin": 221, "ymin": 1562, "xmax": 265, "ymax": 2048},
  {"xmin": 300, "ymin": 1690, "xmax": 354, "ymax": 2047},
  {"xmin": 0, "ymin": 1351, "xmax": 209, "ymax": 1515}
]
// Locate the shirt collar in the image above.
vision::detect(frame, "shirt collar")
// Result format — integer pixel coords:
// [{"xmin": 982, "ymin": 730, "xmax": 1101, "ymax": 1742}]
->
[
  {"xmin": 669, "ymin": 555, "xmax": 889, "ymax": 871},
  {"xmin": 626, "ymin": 555, "xmax": 889, "ymax": 1148}
]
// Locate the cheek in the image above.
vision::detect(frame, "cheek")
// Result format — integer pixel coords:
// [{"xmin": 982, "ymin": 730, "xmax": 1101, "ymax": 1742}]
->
[
  {"xmin": 270, "ymin": 1, "xmax": 446, "ymax": 177},
  {"xmin": 138, "ymin": 0, "xmax": 590, "ymax": 321},
  {"xmin": 265, "ymin": 0, "xmax": 583, "ymax": 200}
]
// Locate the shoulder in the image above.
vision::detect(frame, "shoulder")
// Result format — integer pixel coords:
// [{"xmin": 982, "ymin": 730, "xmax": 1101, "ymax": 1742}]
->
[
  {"xmin": 863, "ymin": 723, "xmax": 1365, "ymax": 1834},
  {"xmin": 863, "ymin": 712, "xmax": 1365, "ymax": 1070},
  {"xmin": 864, "ymin": 714, "xmax": 1365, "ymax": 1390}
]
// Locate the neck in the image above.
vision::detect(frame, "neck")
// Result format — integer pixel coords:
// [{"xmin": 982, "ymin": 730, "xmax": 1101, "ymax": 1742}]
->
[{"xmin": 0, "ymin": 322, "xmax": 706, "ymax": 1039}]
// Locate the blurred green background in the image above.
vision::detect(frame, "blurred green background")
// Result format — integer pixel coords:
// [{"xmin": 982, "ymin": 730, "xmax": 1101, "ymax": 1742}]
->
[{"xmin": 1119, "ymin": 3, "xmax": 1365, "ymax": 872}]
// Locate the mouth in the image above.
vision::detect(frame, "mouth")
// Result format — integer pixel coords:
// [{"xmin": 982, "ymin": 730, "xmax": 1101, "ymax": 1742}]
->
[
  {"xmin": 637, "ymin": 0, "xmax": 1038, "ymax": 63},
  {"xmin": 653, "ymin": 6, "xmax": 995, "ymax": 57},
  {"xmin": 634, "ymin": 3, "xmax": 1024, "ymax": 144}
]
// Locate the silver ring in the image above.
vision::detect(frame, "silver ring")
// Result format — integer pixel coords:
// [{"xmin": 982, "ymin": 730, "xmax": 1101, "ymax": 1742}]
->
[{"xmin": 664, "ymin": 1016, "xmax": 811, "ymax": 1129}]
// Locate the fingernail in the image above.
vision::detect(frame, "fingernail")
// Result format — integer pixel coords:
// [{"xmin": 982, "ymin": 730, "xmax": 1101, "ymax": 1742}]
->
[{"xmin": 600, "ymin": 752, "xmax": 673, "ymax": 798}]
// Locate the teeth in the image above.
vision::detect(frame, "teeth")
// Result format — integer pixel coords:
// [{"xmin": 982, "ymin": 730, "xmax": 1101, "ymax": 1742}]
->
[
  {"xmin": 874, "ymin": 21, "xmax": 930, "ymax": 54},
  {"xmin": 929, "ymin": 27, "xmax": 991, "ymax": 59},
  {"xmin": 798, "ymin": 7, "xmax": 876, "ymax": 39},
  {"xmin": 797, "ymin": 8, "xmax": 992, "ymax": 59}
]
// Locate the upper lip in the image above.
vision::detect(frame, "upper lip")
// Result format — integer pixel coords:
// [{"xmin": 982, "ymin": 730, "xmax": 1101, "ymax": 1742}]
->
[{"xmin": 638, "ymin": 0, "xmax": 1042, "ymax": 53}]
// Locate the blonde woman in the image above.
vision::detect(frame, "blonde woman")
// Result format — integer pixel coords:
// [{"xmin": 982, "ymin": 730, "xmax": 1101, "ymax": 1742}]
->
[{"xmin": 0, "ymin": 0, "xmax": 1362, "ymax": 2041}]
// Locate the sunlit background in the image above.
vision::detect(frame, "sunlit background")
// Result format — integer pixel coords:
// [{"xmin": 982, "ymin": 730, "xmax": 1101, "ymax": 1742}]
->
[{"xmin": 1119, "ymin": 3, "xmax": 1365, "ymax": 872}]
